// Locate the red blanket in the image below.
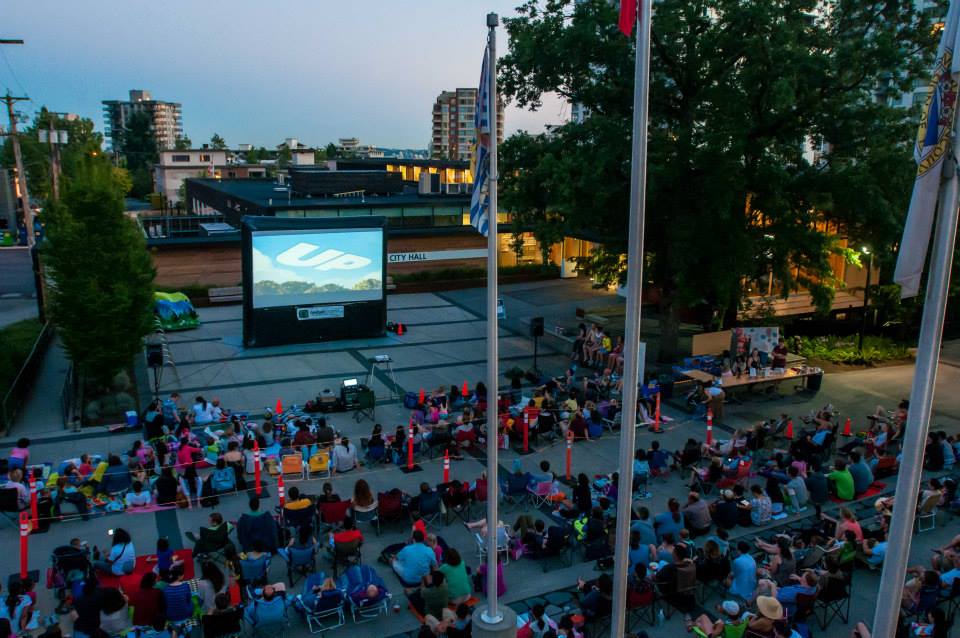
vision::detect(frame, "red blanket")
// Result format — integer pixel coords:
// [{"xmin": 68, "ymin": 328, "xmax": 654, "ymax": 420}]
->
[{"xmin": 98, "ymin": 549, "xmax": 195, "ymax": 590}]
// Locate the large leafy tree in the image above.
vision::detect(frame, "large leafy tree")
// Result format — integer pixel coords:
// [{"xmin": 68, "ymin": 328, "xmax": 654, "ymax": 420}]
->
[
  {"xmin": 210, "ymin": 133, "xmax": 227, "ymax": 149},
  {"xmin": 499, "ymin": 0, "xmax": 937, "ymax": 360},
  {"xmin": 43, "ymin": 160, "xmax": 155, "ymax": 386},
  {"xmin": 121, "ymin": 111, "xmax": 158, "ymax": 197}
]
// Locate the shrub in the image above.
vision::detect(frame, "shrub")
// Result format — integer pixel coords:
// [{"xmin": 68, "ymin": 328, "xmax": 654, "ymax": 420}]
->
[{"xmin": 795, "ymin": 335, "xmax": 910, "ymax": 365}]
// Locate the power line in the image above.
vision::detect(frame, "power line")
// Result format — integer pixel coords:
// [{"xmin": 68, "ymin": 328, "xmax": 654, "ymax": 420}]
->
[{"xmin": 0, "ymin": 42, "xmax": 30, "ymax": 105}]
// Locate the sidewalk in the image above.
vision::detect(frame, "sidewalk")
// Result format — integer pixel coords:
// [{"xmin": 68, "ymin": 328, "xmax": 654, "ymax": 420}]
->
[{"xmin": 8, "ymin": 334, "xmax": 70, "ymax": 439}]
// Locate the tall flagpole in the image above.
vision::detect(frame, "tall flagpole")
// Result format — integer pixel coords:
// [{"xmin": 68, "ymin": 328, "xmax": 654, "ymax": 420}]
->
[
  {"xmin": 609, "ymin": 2, "xmax": 652, "ymax": 637},
  {"xmin": 483, "ymin": 11, "xmax": 502, "ymax": 625},
  {"xmin": 870, "ymin": 104, "xmax": 960, "ymax": 637}
]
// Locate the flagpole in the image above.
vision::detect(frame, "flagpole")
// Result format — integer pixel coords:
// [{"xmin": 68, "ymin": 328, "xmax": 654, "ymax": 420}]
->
[
  {"xmin": 610, "ymin": 1, "xmax": 652, "ymax": 637},
  {"xmin": 483, "ymin": 11, "xmax": 502, "ymax": 626},
  {"xmin": 871, "ymin": 125, "xmax": 960, "ymax": 637}
]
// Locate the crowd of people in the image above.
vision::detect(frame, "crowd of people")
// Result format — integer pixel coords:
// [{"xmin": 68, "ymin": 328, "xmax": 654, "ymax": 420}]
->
[{"xmin": 0, "ymin": 364, "xmax": 958, "ymax": 638}]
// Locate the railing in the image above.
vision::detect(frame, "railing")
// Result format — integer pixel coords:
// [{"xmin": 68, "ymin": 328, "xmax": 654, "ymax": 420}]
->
[
  {"xmin": 137, "ymin": 213, "xmax": 228, "ymax": 239},
  {"xmin": 0, "ymin": 322, "xmax": 54, "ymax": 434}
]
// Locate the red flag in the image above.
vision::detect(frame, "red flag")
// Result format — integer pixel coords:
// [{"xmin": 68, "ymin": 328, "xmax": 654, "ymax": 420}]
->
[{"xmin": 619, "ymin": 0, "xmax": 638, "ymax": 37}]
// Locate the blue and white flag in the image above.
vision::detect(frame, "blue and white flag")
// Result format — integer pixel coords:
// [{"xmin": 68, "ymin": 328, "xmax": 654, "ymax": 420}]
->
[
  {"xmin": 894, "ymin": 1, "xmax": 960, "ymax": 298},
  {"xmin": 470, "ymin": 47, "xmax": 491, "ymax": 237}
]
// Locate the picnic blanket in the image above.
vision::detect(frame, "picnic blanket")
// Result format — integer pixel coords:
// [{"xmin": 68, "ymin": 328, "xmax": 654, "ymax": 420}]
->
[{"xmin": 98, "ymin": 549, "xmax": 195, "ymax": 590}]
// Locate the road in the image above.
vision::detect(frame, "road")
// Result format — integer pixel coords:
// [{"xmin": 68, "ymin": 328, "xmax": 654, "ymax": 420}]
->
[{"xmin": 0, "ymin": 246, "xmax": 35, "ymax": 296}]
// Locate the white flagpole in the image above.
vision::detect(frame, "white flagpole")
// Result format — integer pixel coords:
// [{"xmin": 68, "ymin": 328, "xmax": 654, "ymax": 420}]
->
[
  {"xmin": 483, "ymin": 11, "xmax": 502, "ymax": 625},
  {"xmin": 870, "ymin": 84, "xmax": 960, "ymax": 638},
  {"xmin": 610, "ymin": 1, "xmax": 652, "ymax": 637}
]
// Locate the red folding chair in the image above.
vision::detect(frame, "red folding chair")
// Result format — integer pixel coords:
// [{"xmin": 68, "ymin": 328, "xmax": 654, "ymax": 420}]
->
[{"xmin": 318, "ymin": 500, "xmax": 351, "ymax": 532}]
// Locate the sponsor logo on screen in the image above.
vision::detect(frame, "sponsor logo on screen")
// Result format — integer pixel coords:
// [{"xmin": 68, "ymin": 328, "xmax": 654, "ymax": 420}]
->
[{"xmin": 275, "ymin": 242, "xmax": 372, "ymax": 271}]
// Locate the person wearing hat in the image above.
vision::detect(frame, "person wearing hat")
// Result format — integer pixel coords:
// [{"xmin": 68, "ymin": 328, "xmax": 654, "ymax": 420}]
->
[
  {"xmin": 747, "ymin": 596, "xmax": 783, "ymax": 634},
  {"xmin": 687, "ymin": 599, "xmax": 747, "ymax": 637}
]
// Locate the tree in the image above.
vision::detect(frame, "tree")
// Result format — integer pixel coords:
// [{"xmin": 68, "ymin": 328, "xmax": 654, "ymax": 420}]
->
[
  {"xmin": 1, "ymin": 108, "xmax": 111, "ymax": 203},
  {"xmin": 499, "ymin": 0, "xmax": 934, "ymax": 360},
  {"xmin": 42, "ymin": 160, "xmax": 155, "ymax": 386},
  {"xmin": 325, "ymin": 142, "xmax": 338, "ymax": 159},
  {"xmin": 277, "ymin": 146, "xmax": 292, "ymax": 168},
  {"xmin": 173, "ymin": 135, "xmax": 192, "ymax": 150},
  {"xmin": 121, "ymin": 111, "xmax": 158, "ymax": 197},
  {"xmin": 245, "ymin": 147, "xmax": 260, "ymax": 163},
  {"xmin": 210, "ymin": 133, "xmax": 227, "ymax": 149},
  {"xmin": 314, "ymin": 147, "xmax": 328, "ymax": 163}
]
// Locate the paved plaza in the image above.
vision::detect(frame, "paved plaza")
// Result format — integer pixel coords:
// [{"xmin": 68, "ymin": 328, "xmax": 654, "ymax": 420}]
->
[{"xmin": 1, "ymin": 281, "xmax": 959, "ymax": 637}]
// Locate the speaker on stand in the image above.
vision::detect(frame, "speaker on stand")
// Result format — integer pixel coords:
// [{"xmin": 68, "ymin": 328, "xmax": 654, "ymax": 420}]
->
[
  {"xmin": 145, "ymin": 342, "xmax": 164, "ymax": 402},
  {"xmin": 530, "ymin": 317, "xmax": 544, "ymax": 378}
]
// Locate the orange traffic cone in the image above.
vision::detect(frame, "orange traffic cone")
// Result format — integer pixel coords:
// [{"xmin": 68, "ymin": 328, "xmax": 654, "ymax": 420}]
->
[
  {"xmin": 419, "ymin": 388, "xmax": 425, "ymax": 404},
  {"xmin": 397, "ymin": 322, "xmax": 405, "ymax": 336},
  {"xmin": 842, "ymin": 417, "xmax": 852, "ymax": 437},
  {"xmin": 275, "ymin": 399, "xmax": 283, "ymax": 414},
  {"xmin": 461, "ymin": 381, "xmax": 469, "ymax": 397},
  {"xmin": 785, "ymin": 419, "xmax": 794, "ymax": 440}
]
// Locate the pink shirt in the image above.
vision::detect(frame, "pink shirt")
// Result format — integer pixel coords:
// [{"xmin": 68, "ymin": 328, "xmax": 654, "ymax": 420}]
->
[
  {"xmin": 10, "ymin": 448, "xmax": 28, "ymax": 461},
  {"xmin": 836, "ymin": 520, "xmax": 863, "ymax": 541}
]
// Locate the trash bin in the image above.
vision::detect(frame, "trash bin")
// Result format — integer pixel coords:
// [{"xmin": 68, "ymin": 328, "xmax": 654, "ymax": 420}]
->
[{"xmin": 806, "ymin": 372, "xmax": 823, "ymax": 392}]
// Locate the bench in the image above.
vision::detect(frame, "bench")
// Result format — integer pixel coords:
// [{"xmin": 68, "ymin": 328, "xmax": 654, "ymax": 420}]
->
[
  {"xmin": 208, "ymin": 286, "xmax": 243, "ymax": 304},
  {"xmin": 583, "ymin": 313, "xmax": 611, "ymax": 328}
]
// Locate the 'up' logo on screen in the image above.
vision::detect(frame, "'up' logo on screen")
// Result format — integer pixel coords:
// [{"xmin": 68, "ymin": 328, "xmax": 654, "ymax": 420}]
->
[{"xmin": 275, "ymin": 242, "xmax": 372, "ymax": 270}]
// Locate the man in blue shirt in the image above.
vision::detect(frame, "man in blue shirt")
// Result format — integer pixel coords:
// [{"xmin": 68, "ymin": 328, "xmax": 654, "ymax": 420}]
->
[
  {"xmin": 727, "ymin": 541, "xmax": 757, "ymax": 600},
  {"xmin": 847, "ymin": 451, "xmax": 874, "ymax": 496},
  {"xmin": 775, "ymin": 571, "xmax": 818, "ymax": 616},
  {"xmin": 391, "ymin": 530, "xmax": 437, "ymax": 587},
  {"xmin": 630, "ymin": 506, "xmax": 657, "ymax": 547}
]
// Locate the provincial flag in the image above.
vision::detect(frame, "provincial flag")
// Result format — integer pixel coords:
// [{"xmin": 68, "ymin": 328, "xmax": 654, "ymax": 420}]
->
[
  {"xmin": 894, "ymin": 1, "xmax": 960, "ymax": 297},
  {"xmin": 470, "ymin": 47, "xmax": 491, "ymax": 237}
]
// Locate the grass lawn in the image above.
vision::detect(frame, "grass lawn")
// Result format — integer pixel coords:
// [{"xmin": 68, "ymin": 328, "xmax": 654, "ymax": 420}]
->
[{"xmin": 0, "ymin": 318, "xmax": 44, "ymax": 401}]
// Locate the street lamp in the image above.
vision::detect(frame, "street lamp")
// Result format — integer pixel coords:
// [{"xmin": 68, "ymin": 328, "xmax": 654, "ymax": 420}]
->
[{"xmin": 858, "ymin": 246, "xmax": 873, "ymax": 354}]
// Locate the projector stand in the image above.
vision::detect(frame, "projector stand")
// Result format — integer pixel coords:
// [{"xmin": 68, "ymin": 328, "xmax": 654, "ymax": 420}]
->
[{"xmin": 366, "ymin": 357, "xmax": 400, "ymax": 401}]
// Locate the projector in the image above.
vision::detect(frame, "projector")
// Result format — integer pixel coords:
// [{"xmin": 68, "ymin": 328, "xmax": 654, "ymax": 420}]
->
[{"xmin": 373, "ymin": 354, "xmax": 392, "ymax": 363}]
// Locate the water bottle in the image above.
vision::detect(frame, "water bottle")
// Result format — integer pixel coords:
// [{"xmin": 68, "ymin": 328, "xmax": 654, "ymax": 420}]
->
[{"xmin": 656, "ymin": 609, "xmax": 665, "ymax": 627}]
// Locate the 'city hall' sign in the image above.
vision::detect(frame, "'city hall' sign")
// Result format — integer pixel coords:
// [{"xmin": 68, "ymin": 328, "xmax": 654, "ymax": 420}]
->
[{"xmin": 388, "ymin": 249, "xmax": 487, "ymax": 263}]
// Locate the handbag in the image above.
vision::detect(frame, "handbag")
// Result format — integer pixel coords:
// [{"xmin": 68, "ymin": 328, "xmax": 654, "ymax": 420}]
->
[{"xmin": 176, "ymin": 492, "xmax": 189, "ymax": 509}]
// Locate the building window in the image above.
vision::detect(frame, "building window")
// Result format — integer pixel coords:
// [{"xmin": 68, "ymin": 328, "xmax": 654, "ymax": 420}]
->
[
  {"xmin": 200, "ymin": 154, "xmax": 211, "ymax": 162},
  {"xmin": 171, "ymin": 154, "xmax": 190, "ymax": 162}
]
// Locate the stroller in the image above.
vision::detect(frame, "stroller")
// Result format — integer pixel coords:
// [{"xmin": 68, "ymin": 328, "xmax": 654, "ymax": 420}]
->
[{"xmin": 49, "ymin": 545, "xmax": 91, "ymax": 613}]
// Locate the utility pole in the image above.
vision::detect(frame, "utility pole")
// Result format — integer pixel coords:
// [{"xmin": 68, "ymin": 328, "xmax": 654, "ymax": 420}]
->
[
  {"xmin": 43, "ymin": 111, "xmax": 70, "ymax": 202},
  {"xmin": 3, "ymin": 94, "xmax": 33, "ymax": 247}
]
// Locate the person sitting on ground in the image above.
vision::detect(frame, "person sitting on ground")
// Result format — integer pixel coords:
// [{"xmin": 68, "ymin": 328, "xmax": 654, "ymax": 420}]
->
[
  {"xmin": 688, "ymin": 599, "xmax": 747, "ymax": 638},
  {"xmin": 425, "ymin": 602, "xmax": 472, "ymax": 637},
  {"xmin": 682, "ymin": 491, "xmax": 712, "ymax": 537},
  {"xmin": 92, "ymin": 528, "xmax": 135, "ymax": 576},
  {"xmin": 332, "ymin": 437, "xmax": 360, "ymax": 475},
  {"xmin": 438, "ymin": 547, "xmax": 471, "ymax": 605},
  {"xmin": 847, "ymin": 451, "xmax": 874, "ymax": 496},
  {"xmin": 237, "ymin": 496, "xmax": 279, "ymax": 553},
  {"xmin": 391, "ymin": 529, "xmax": 437, "ymax": 588},
  {"xmin": 726, "ymin": 540, "xmax": 757, "ymax": 601},
  {"xmin": 653, "ymin": 498, "xmax": 684, "ymax": 542},
  {"xmin": 123, "ymin": 480, "xmax": 151, "ymax": 508},
  {"xmin": 859, "ymin": 535, "xmax": 887, "ymax": 568},
  {"xmin": 827, "ymin": 459, "xmax": 855, "ymax": 501},
  {"xmin": 315, "ymin": 418, "xmax": 335, "ymax": 447}
]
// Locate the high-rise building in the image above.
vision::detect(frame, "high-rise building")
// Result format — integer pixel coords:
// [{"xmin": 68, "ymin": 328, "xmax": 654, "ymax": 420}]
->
[
  {"xmin": 430, "ymin": 88, "xmax": 504, "ymax": 162},
  {"xmin": 102, "ymin": 90, "xmax": 183, "ymax": 151}
]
